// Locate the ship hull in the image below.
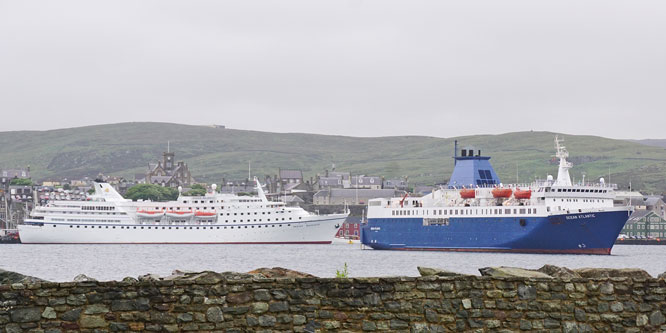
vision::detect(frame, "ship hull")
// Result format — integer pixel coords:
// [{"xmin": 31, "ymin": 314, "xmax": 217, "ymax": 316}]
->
[
  {"xmin": 361, "ymin": 209, "xmax": 630, "ymax": 255},
  {"xmin": 18, "ymin": 215, "xmax": 346, "ymax": 244}
]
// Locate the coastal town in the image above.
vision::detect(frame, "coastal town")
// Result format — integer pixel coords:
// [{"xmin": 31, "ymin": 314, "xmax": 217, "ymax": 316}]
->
[{"xmin": 2, "ymin": 147, "xmax": 666, "ymax": 242}]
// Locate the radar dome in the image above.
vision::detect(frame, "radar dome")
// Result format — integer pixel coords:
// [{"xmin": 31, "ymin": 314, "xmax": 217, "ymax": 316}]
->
[
  {"xmin": 599, "ymin": 177, "xmax": 605, "ymax": 184},
  {"xmin": 547, "ymin": 175, "xmax": 554, "ymax": 181},
  {"xmin": 211, "ymin": 184, "xmax": 217, "ymax": 191},
  {"xmin": 178, "ymin": 186, "xmax": 183, "ymax": 193}
]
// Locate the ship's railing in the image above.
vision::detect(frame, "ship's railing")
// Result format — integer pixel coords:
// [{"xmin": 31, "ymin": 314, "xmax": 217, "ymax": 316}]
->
[{"xmin": 533, "ymin": 180, "xmax": 618, "ymax": 189}]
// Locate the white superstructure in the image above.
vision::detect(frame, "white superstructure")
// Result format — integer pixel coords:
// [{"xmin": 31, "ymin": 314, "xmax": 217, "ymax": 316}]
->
[{"xmin": 19, "ymin": 178, "xmax": 347, "ymax": 244}]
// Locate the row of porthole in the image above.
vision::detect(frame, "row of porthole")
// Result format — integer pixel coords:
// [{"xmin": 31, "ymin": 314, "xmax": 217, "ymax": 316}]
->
[
  {"xmin": 60, "ymin": 224, "xmax": 292, "ymax": 230},
  {"xmin": 225, "ymin": 217, "xmax": 294, "ymax": 223}
]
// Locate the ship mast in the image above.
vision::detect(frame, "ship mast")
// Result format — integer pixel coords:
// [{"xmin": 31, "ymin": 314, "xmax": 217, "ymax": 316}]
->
[{"xmin": 554, "ymin": 136, "xmax": 573, "ymax": 186}]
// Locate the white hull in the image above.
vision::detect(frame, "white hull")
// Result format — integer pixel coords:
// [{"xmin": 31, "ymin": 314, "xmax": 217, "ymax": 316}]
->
[{"xmin": 18, "ymin": 214, "xmax": 347, "ymax": 244}]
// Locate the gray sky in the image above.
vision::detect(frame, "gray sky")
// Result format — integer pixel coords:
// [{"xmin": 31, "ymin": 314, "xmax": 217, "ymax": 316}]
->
[{"xmin": 1, "ymin": 0, "xmax": 665, "ymax": 139}]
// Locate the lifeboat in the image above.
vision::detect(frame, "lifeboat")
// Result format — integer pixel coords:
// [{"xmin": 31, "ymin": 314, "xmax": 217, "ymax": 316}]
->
[
  {"xmin": 491, "ymin": 188, "xmax": 512, "ymax": 198},
  {"xmin": 136, "ymin": 210, "xmax": 165, "ymax": 218},
  {"xmin": 514, "ymin": 189, "xmax": 532, "ymax": 200},
  {"xmin": 195, "ymin": 211, "xmax": 216, "ymax": 217},
  {"xmin": 460, "ymin": 189, "xmax": 476, "ymax": 199},
  {"xmin": 166, "ymin": 210, "xmax": 194, "ymax": 218},
  {"xmin": 194, "ymin": 211, "xmax": 217, "ymax": 220}
]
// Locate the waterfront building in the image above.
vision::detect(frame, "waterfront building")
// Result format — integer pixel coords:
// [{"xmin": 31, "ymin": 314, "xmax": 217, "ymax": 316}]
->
[
  {"xmin": 621, "ymin": 210, "xmax": 666, "ymax": 238},
  {"xmin": 144, "ymin": 150, "xmax": 195, "ymax": 188},
  {"xmin": 317, "ymin": 176, "xmax": 344, "ymax": 189},
  {"xmin": 350, "ymin": 176, "xmax": 382, "ymax": 190},
  {"xmin": 313, "ymin": 188, "xmax": 405, "ymax": 205},
  {"xmin": 278, "ymin": 169, "xmax": 303, "ymax": 186},
  {"xmin": 383, "ymin": 178, "xmax": 408, "ymax": 191},
  {"xmin": 1, "ymin": 167, "xmax": 30, "ymax": 189},
  {"xmin": 336, "ymin": 216, "xmax": 361, "ymax": 239}
]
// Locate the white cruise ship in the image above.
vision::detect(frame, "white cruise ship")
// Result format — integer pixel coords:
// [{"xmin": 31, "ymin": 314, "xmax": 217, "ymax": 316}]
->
[{"xmin": 18, "ymin": 178, "xmax": 347, "ymax": 244}]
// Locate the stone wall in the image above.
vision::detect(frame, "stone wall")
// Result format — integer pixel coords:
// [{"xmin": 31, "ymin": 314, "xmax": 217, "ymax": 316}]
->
[{"xmin": 2, "ymin": 273, "xmax": 666, "ymax": 332}]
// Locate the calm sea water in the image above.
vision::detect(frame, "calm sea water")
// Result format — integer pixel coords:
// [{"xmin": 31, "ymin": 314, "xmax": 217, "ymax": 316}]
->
[{"xmin": 0, "ymin": 243, "xmax": 664, "ymax": 282}]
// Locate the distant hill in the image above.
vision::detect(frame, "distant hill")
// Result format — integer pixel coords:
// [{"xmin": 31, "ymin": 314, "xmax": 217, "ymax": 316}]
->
[
  {"xmin": 633, "ymin": 139, "xmax": 666, "ymax": 149},
  {"xmin": 1, "ymin": 123, "xmax": 665, "ymax": 193}
]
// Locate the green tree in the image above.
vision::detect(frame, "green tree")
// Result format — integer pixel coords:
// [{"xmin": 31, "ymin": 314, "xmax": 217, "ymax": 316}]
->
[
  {"xmin": 9, "ymin": 178, "xmax": 32, "ymax": 186},
  {"xmin": 63, "ymin": 183, "xmax": 71, "ymax": 190},
  {"xmin": 124, "ymin": 184, "xmax": 179, "ymax": 201},
  {"xmin": 183, "ymin": 184, "xmax": 207, "ymax": 196}
]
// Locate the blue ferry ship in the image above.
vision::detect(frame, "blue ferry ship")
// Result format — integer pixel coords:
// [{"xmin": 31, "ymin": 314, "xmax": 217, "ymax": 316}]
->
[{"xmin": 361, "ymin": 137, "xmax": 632, "ymax": 255}]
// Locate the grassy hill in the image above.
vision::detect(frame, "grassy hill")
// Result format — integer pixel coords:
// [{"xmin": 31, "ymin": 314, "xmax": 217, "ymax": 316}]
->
[
  {"xmin": 633, "ymin": 139, "xmax": 666, "ymax": 149},
  {"xmin": 1, "ymin": 123, "xmax": 665, "ymax": 194}
]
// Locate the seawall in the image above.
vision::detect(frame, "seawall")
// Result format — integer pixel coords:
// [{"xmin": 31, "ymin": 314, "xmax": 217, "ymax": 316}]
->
[{"xmin": 2, "ymin": 273, "xmax": 666, "ymax": 332}]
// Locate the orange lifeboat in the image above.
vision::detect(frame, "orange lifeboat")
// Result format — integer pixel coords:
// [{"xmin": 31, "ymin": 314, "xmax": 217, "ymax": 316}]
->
[
  {"xmin": 460, "ymin": 189, "xmax": 476, "ymax": 199},
  {"xmin": 514, "ymin": 189, "xmax": 532, "ymax": 200},
  {"xmin": 492, "ymin": 188, "xmax": 512, "ymax": 198},
  {"xmin": 194, "ymin": 211, "xmax": 216, "ymax": 217}
]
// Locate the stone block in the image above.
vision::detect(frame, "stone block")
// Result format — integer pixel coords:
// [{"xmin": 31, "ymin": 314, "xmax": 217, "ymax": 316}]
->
[
  {"xmin": 80, "ymin": 315, "xmax": 107, "ymax": 328},
  {"xmin": 9, "ymin": 307, "xmax": 41, "ymax": 323},
  {"xmin": 41, "ymin": 307, "xmax": 56, "ymax": 319},
  {"xmin": 649, "ymin": 310, "xmax": 665, "ymax": 326},
  {"xmin": 206, "ymin": 306, "xmax": 224, "ymax": 322}
]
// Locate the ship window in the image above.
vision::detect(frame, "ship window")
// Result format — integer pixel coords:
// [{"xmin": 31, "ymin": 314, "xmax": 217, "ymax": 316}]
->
[{"xmin": 505, "ymin": 209, "xmax": 511, "ymax": 214}]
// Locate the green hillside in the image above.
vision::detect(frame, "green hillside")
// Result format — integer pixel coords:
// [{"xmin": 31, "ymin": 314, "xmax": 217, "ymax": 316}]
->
[{"xmin": 1, "ymin": 123, "xmax": 665, "ymax": 193}]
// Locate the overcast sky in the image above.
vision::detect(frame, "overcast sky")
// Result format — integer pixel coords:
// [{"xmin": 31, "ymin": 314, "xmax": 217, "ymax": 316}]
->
[{"xmin": 1, "ymin": 1, "xmax": 664, "ymax": 139}]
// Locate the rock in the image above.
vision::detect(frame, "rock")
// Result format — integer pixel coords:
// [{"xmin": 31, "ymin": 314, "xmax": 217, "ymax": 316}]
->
[
  {"xmin": 41, "ymin": 307, "xmax": 57, "ymax": 319},
  {"xmin": 163, "ymin": 271, "xmax": 224, "ymax": 284},
  {"xmin": 122, "ymin": 276, "xmax": 138, "ymax": 283},
  {"xmin": 207, "ymin": 306, "xmax": 224, "ymax": 323},
  {"xmin": 649, "ymin": 311, "xmax": 665, "ymax": 326},
  {"xmin": 479, "ymin": 267, "xmax": 553, "ymax": 279},
  {"xmin": 138, "ymin": 273, "xmax": 161, "ymax": 281},
  {"xmin": 293, "ymin": 315, "xmax": 307, "ymax": 325},
  {"xmin": 171, "ymin": 269, "xmax": 196, "ymax": 276},
  {"xmin": 0, "ymin": 268, "xmax": 47, "ymax": 285},
  {"xmin": 536, "ymin": 265, "xmax": 582, "ymax": 279},
  {"xmin": 80, "ymin": 315, "xmax": 107, "ymax": 328},
  {"xmin": 573, "ymin": 268, "xmax": 652, "ymax": 279},
  {"xmin": 10, "ymin": 307, "xmax": 42, "ymax": 323},
  {"xmin": 417, "ymin": 266, "xmax": 465, "ymax": 277},
  {"xmin": 73, "ymin": 274, "xmax": 98, "ymax": 282},
  {"xmin": 658, "ymin": 271, "xmax": 666, "ymax": 280},
  {"xmin": 61, "ymin": 308, "xmax": 82, "ymax": 321},
  {"xmin": 247, "ymin": 267, "xmax": 316, "ymax": 278},
  {"xmin": 84, "ymin": 304, "xmax": 110, "ymax": 314}
]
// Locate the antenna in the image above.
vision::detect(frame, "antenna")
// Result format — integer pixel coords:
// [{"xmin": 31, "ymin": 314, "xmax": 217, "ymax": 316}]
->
[
  {"xmin": 454, "ymin": 140, "xmax": 458, "ymax": 166},
  {"xmin": 248, "ymin": 161, "xmax": 251, "ymax": 181},
  {"xmin": 167, "ymin": 141, "xmax": 170, "ymax": 153}
]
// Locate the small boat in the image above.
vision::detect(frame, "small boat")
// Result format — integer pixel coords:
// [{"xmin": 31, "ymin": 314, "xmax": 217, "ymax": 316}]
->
[
  {"xmin": 194, "ymin": 211, "xmax": 216, "ymax": 217},
  {"xmin": 194, "ymin": 211, "xmax": 217, "ymax": 221},
  {"xmin": 136, "ymin": 210, "xmax": 165, "ymax": 218},
  {"xmin": 514, "ymin": 189, "xmax": 532, "ymax": 200},
  {"xmin": 491, "ymin": 188, "xmax": 512, "ymax": 198},
  {"xmin": 460, "ymin": 189, "xmax": 476, "ymax": 199},
  {"xmin": 166, "ymin": 210, "xmax": 194, "ymax": 218}
]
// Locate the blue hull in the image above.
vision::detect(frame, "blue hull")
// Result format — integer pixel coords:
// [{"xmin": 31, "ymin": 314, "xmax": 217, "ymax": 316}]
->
[{"xmin": 361, "ymin": 210, "xmax": 630, "ymax": 255}]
